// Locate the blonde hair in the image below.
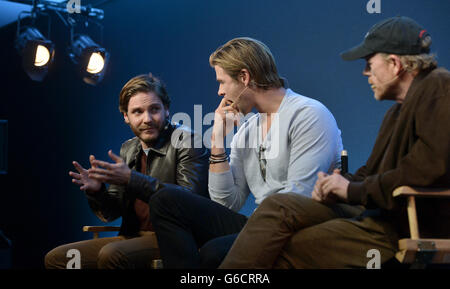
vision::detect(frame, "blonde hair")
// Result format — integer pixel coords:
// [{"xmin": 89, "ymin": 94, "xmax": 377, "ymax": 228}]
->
[
  {"xmin": 399, "ymin": 53, "xmax": 437, "ymax": 73},
  {"xmin": 209, "ymin": 37, "xmax": 285, "ymax": 89},
  {"xmin": 381, "ymin": 35, "xmax": 437, "ymax": 73}
]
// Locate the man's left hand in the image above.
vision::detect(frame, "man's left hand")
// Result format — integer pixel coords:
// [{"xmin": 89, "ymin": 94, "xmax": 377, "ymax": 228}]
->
[
  {"xmin": 320, "ymin": 169, "xmax": 350, "ymax": 202},
  {"xmin": 88, "ymin": 150, "xmax": 131, "ymax": 186}
]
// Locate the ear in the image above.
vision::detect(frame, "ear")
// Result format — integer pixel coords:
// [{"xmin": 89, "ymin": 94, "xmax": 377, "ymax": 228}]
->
[
  {"xmin": 123, "ymin": 112, "xmax": 130, "ymax": 124},
  {"xmin": 388, "ymin": 54, "xmax": 403, "ymax": 75},
  {"xmin": 239, "ymin": 68, "xmax": 251, "ymax": 87}
]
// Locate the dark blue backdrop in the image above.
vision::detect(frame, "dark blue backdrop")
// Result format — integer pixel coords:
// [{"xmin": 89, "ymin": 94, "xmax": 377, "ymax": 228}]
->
[{"xmin": 0, "ymin": 0, "xmax": 448, "ymax": 268}]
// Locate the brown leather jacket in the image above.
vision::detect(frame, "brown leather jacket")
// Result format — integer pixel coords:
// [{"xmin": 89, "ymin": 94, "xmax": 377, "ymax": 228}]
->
[{"xmin": 85, "ymin": 122, "xmax": 210, "ymax": 236}]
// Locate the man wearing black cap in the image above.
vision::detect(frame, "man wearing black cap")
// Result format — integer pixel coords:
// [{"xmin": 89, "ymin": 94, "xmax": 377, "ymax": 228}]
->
[{"xmin": 219, "ymin": 16, "xmax": 450, "ymax": 268}]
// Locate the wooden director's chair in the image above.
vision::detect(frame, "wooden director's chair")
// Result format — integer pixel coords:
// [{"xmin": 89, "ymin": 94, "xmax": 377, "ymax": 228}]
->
[{"xmin": 393, "ymin": 186, "xmax": 450, "ymax": 268}]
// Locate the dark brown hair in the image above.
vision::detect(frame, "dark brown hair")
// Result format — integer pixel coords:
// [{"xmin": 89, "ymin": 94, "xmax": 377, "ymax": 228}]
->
[{"xmin": 119, "ymin": 73, "xmax": 170, "ymax": 114}]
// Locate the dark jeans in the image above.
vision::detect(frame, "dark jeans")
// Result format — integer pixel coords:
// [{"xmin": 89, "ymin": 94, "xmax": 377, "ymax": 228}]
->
[
  {"xmin": 149, "ymin": 187, "xmax": 247, "ymax": 268},
  {"xmin": 199, "ymin": 234, "xmax": 239, "ymax": 268}
]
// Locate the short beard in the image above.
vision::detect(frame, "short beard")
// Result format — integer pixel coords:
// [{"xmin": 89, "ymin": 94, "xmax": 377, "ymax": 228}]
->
[{"xmin": 132, "ymin": 121, "xmax": 166, "ymax": 148}]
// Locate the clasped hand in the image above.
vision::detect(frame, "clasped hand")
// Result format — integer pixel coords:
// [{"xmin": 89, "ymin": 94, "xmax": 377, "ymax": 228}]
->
[{"xmin": 312, "ymin": 169, "xmax": 349, "ymax": 204}]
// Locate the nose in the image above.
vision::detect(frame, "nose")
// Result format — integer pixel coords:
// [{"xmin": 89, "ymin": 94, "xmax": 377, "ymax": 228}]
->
[
  {"xmin": 218, "ymin": 84, "xmax": 225, "ymax": 97},
  {"xmin": 362, "ymin": 63, "xmax": 371, "ymax": 77},
  {"xmin": 143, "ymin": 110, "xmax": 152, "ymax": 124}
]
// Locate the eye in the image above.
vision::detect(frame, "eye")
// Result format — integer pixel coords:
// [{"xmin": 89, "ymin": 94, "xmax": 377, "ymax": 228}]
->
[{"xmin": 151, "ymin": 106, "xmax": 161, "ymax": 113}]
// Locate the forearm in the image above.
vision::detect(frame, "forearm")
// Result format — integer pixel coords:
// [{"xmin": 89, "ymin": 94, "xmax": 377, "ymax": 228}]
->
[
  {"xmin": 209, "ymin": 134, "xmax": 230, "ymax": 173},
  {"xmin": 347, "ymin": 144, "xmax": 450, "ymax": 209},
  {"xmin": 209, "ymin": 170, "xmax": 248, "ymax": 211},
  {"xmin": 86, "ymin": 184, "xmax": 123, "ymax": 222},
  {"xmin": 127, "ymin": 170, "xmax": 166, "ymax": 202},
  {"xmin": 208, "ymin": 138, "xmax": 249, "ymax": 211}
]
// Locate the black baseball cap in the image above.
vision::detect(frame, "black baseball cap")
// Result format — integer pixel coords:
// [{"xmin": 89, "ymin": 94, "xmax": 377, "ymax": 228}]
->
[{"xmin": 341, "ymin": 16, "xmax": 431, "ymax": 61}]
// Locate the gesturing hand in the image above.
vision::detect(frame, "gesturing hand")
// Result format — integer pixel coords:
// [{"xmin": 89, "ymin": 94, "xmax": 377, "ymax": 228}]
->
[
  {"xmin": 87, "ymin": 150, "xmax": 131, "ymax": 186},
  {"xmin": 69, "ymin": 155, "xmax": 102, "ymax": 193}
]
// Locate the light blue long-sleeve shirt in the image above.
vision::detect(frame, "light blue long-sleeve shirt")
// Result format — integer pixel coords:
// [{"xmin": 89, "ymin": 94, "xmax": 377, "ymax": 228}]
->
[{"xmin": 208, "ymin": 88, "xmax": 343, "ymax": 212}]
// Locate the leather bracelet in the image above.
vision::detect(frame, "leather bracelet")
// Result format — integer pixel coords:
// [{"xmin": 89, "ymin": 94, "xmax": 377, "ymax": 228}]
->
[
  {"xmin": 209, "ymin": 156, "xmax": 228, "ymax": 162},
  {"xmin": 209, "ymin": 155, "xmax": 228, "ymax": 160},
  {"xmin": 209, "ymin": 159, "xmax": 228, "ymax": 164},
  {"xmin": 210, "ymin": 152, "xmax": 227, "ymax": 158},
  {"xmin": 209, "ymin": 156, "xmax": 229, "ymax": 164}
]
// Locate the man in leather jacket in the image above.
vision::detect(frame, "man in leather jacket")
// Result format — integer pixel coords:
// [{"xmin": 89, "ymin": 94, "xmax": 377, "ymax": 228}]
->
[{"xmin": 45, "ymin": 73, "xmax": 209, "ymax": 269}]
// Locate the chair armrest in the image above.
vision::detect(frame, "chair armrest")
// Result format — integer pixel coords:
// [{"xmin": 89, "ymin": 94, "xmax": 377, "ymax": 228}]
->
[
  {"xmin": 393, "ymin": 186, "xmax": 450, "ymax": 198},
  {"xmin": 82, "ymin": 226, "xmax": 120, "ymax": 232},
  {"xmin": 83, "ymin": 226, "xmax": 121, "ymax": 239}
]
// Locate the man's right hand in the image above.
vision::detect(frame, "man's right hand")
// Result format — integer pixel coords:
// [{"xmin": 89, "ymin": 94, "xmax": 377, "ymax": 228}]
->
[
  {"xmin": 69, "ymin": 155, "xmax": 102, "ymax": 193},
  {"xmin": 212, "ymin": 98, "xmax": 240, "ymax": 147}
]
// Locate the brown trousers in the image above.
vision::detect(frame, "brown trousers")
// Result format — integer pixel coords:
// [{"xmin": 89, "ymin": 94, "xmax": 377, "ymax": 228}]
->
[
  {"xmin": 45, "ymin": 231, "xmax": 159, "ymax": 269},
  {"xmin": 220, "ymin": 193, "xmax": 399, "ymax": 269}
]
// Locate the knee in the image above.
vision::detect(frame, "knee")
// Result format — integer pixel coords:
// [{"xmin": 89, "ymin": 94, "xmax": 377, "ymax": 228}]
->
[
  {"xmin": 150, "ymin": 187, "xmax": 176, "ymax": 211},
  {"xmin": 149, "ymin": 187, "xmax": 184, "ymax": 219},
  {"xmin": 248, "ymin": 193, "xmax": 305, "ymax": 231},
  {"xmin": 45, "ymin": 247, "xmax": 67, "ymax": 269},
  {"xmin": 256, "ymin": 193, "xmax": 291, "ymax": 213},
  {"xmin": 97, "ymin": 243, "xmax": 128, "ymax": 269}
]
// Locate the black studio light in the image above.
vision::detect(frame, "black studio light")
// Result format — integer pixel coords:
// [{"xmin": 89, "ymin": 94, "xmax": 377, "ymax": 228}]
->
[
  {"xmin": 15, "ymin": 26, "xmax": 55, "ymax": 82},
  {"xmin": 68, "ymin": 34, "xmax": 109, "ymax": 85},
  {"xmin": 12, "ymin": 0, "xmax": 107, "ymax": 84}
]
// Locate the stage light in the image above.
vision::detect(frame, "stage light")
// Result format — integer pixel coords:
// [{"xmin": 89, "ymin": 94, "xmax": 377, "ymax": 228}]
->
[
  {"xmin": 86, "ymin": 52, "xmax": 105, "ymax": 74},
  {"xmin": 68, "ymin": 34, "xmax": 109, "ymax": 85},
  {"xmin": 15, "ymin": 27, "xmax": 55, "ymax": 82},
  {"xmin": 34, "ymin": 44, "xmax": 51, "ymax": 66}
]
